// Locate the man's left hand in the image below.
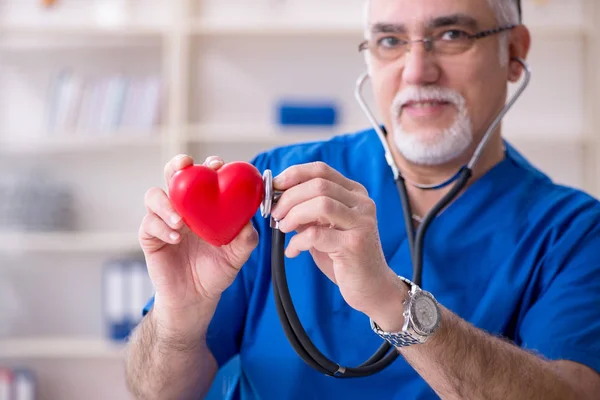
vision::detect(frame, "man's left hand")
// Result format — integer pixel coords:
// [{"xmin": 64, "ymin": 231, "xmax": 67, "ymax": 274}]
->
[{"xmin": 271, "ymin": 161, "xmax": 406, "ymax": 327}]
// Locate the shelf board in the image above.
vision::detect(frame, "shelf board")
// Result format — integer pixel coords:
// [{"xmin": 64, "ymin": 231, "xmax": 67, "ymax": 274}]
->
[
  {"xmin": 186, "ymin": 123, "xmax": 349, "ymax": 145},
  {"xmin": 0, "ymin": 337, "xmax": 126, "ymax": 359},
  {"xmin": 0, "ymin": 131, "xmax": 165, "ymax": 154},
  {"xmin": 0, "ymin": 23, "xmax": 166, "ymax": 49},
  {"xmin": 0, "ymin": 23, "xmax": 166, "ymax": 37},
  {"xmin": 503, "ymin": 131, "xmax": 596, "ymax": 146},
  {"xmin": 0, "ymin": 231, "xmax": 140, "ymax": 254},
  {"xmin": 526, "ymin": 24, "xmax": 594, "ymax": 39},
  {"xmin": 189, "ymin": 19, "xmax": 365, "ymax": 36}
]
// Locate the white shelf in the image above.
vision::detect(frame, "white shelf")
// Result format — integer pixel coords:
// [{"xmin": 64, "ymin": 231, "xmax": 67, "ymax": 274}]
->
[
  {"xmin": 0, "ymin": 23, "xmax": 166, "ymax": 37},
  {"xmin": 186, "ymin": 123, "xmax": 350, "ymax": 145},
  {"xmin": 2, "ymin": 127, "xmax": 587, "ymax": 154},
  {"xmin": 0, "ymin": 131, "xmax": 165, "ymax": 154},
  {"xmin": 189, "ymin": 19, "xmax": 365, "ymax": 36},
  {"xmin": 0, "ymin": 337, "xmax": 126, "ymax": 359},
  {"xmin": 0, "ymin": 23, "xmax": 166, "ymax": 50},
  {"xmin": 0, "ymin": 231, "xmax": 140, "ymax": 254},
  {"xmin": 503, "ymin": 132, "xmax": 596, "ymax": 146},
  {"xmin": 526, "ymin": 24, "xmax": 594, "ymax": 39}
]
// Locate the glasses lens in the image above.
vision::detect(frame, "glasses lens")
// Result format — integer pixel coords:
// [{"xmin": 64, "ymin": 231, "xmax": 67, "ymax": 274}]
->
[
  {"xmin": 435, "ymin": 37, "xmax": 474, "ymax": 55},
  {"xmin": 377, "ymin": 46, "xmax": 406, "ymax": 60}
]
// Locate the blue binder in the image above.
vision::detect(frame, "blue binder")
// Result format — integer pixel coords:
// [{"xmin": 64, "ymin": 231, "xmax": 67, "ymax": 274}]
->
[{"xmin": 277, "ymin": 101, "xmax": 338, "ymax": 127}]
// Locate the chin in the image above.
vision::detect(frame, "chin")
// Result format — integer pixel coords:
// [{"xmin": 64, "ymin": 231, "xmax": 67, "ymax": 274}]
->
[{"xmin": 391, "ymin": 114, "xmax": 474, "ymax": 167}]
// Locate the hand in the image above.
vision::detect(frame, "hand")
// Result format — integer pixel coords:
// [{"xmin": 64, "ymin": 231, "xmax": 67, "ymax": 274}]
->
[
  {"xmin": 139, "ymin": 155, "xmax": 259, "ymax": 332},
  {"xmin": 270, "ymin": 162, "xmax": 404, "ymax": 321}
]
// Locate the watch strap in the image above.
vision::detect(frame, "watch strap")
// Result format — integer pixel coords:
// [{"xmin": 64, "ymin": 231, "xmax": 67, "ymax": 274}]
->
[
  {"xmin": 370, "ymin": 319, "xmax": 423, "ymax": 347},
  {"xmin": 369, "ymin": 275, "xmax": 435, "ymax": 348}
]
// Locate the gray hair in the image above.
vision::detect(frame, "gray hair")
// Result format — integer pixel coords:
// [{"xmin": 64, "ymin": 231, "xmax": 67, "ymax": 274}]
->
[
  {"xmin": 363, "ymin": 0, "xmax": 520, "ymax": 66},
  {"xmin": 487, "ymin": 0, "xmax": 520, "ymax": 64}
]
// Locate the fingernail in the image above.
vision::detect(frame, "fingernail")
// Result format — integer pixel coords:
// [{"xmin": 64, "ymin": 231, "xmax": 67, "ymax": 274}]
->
[
  {"xmin": 175, "ymin": 154, "xmax": 186, "ymax": 161},
  {"xmin": 209, "ymin": 160, "xmax": 221, "ymax": 168},
  {"xmin": 170, "ymin": 214, "xmax": 181, "ymax": 224},
  {"xmin": 170, "ymin": 232, "xmax": 180, "ymax": 241},
  {"xmin": 277, "ymin": 219, "xmax": 287, "ymax": 232}
]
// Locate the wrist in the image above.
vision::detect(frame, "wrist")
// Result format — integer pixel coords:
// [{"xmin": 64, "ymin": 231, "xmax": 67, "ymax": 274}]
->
[
  {"xmin": 151, "ymin": 293, "xmax": 219, "ymax": 345},
  {"xmin": 365, "ymin": 271, "xmax": 409, "ymax": 332}
]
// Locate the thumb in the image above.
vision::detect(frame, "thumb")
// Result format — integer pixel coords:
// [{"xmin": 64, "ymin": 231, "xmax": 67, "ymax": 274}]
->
[
  {"xmin": 227, "ymin": 221, "xmax": 259, "ymax": 266},
  {"xmin": 203, "ymin": 156, "xmax": 225, "ymax": 170}
]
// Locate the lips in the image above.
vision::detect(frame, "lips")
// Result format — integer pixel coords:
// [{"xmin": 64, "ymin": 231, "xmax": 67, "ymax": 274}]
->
[
  {"xmin": 403, "ymin": 100, "xmax": 450, "ymax": 109},
  {"xmin": 398, "ymin": 99, "xmax": 453, "ymax": 118}
]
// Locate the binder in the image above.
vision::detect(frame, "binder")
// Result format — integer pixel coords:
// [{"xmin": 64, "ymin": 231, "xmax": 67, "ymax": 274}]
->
[
  {"xmin": 127, "ymin": 260, "xmax": 151, "ymax": 333},
  {"xmin": 103, "ymin": 258, "xmax": 155, "ymax": 341},
  {"xmin": 103, "ymin": 260, "xmax": 129, "ymax": 341},
  {"xmin": 0, "ymin": 368, "xmax": 13, "ymax": 400},
  {"xmin": 12, "ymin": 369, "xmax": 35, "ymax": 400}
]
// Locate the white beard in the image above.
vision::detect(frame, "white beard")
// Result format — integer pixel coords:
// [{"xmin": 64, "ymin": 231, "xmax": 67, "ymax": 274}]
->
[{"xmin": 390, "ymin": 86, "xmax": 473, "ymax": 166}]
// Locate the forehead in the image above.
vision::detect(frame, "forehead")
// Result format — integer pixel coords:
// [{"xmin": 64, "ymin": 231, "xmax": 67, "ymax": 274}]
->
[{"xmin": 368, "ymin": 0, "xmax": 497, "ymax": 27}]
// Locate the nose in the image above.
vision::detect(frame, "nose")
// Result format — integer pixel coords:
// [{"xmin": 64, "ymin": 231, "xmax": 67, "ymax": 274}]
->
[{"xmin": 401, "ymin": 40, "xmax": 441, "ymax": 86}]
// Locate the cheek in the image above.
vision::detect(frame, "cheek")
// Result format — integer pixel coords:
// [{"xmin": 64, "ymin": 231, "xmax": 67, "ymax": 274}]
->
[
  {"xmin": 371, "ymin": 66, "xmax": 401, "ymax": 123},
  {"xmin": 444, "ymin": 58, "xmax": 506, "ymax": 121}
]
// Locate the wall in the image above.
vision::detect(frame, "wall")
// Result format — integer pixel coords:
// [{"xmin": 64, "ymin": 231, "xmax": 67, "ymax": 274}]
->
[{"xmin": 0, "ymin": 0, "xmax": 597, "ymax": 399}]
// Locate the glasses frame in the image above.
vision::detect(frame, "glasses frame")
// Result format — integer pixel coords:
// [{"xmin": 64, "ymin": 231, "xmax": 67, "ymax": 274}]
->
[{"xmin": 358, "ymin": 24, "xmax": 518, "ymax": 60}]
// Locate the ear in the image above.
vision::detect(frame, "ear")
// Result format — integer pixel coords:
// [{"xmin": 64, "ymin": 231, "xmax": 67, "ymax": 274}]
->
[{"xmin": 508, "ymin": 25, "xmax": 531, "ymax": 82}]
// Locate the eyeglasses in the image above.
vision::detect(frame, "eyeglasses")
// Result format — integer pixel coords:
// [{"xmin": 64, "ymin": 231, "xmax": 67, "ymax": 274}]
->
[{"xmin": 358, "ymin": 24, "xmax": 517, "ymax": 61}]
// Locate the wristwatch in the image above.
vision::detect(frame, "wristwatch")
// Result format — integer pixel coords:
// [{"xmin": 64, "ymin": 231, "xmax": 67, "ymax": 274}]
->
[{"xmin": 370, "ymin": 276, "xmax": 441, "ymax": 348}]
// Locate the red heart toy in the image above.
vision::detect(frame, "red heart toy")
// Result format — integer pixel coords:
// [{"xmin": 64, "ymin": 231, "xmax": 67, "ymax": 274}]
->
[{"xmin": 168, "ymin": 161, "xmax": 265, "ymax": 247}]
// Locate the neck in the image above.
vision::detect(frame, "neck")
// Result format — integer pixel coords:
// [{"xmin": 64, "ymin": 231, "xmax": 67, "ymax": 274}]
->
[{"xmin": 388, "ymin": 128, "xmax": 505, "ymax": 220}]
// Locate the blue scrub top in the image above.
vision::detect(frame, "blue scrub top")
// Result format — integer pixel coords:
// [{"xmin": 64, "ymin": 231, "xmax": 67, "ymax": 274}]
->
[{"xmin": 143, "ymin": 128, "xmax": 600, "ymax": 399}]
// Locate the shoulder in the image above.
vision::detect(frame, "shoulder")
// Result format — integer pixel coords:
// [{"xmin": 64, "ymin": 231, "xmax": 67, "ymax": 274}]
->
[
  {"xmin": 504, "ymin": 141, "xmax": 600, "ymax": 272},
  {"xmin": 505, "ymin": 141, "xmax": 600, "ymax": 229}
]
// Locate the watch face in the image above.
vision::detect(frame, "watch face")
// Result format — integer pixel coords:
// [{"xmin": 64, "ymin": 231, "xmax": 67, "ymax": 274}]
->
[{"xmin": 411, "ymin": 294, "xmax": 440, "ymax": 334}]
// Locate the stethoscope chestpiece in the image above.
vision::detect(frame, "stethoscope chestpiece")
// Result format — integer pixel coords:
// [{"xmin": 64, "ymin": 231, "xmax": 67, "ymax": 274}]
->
[
  {"xmin": 260, "ymin": 169, "xmax": 274, "ymax": 218},
  {"xmin": 260, "ymin": 169, "xmax": 283, "ymax": 229}
]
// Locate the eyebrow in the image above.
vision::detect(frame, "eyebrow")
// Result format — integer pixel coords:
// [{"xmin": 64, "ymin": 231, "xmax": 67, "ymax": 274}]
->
[
  {"xmin": 431, "ymin": 14, "xmax": 479, "ymax": 30},
  {"xmin": 370, "ymin": 13, "xmax": 480, "ymax": 35}
]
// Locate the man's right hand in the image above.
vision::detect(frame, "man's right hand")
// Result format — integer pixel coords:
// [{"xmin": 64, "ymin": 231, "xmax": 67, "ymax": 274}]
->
[{"xmin": 139, "ymin": 154, "xmax": 259, "ymax": 335}]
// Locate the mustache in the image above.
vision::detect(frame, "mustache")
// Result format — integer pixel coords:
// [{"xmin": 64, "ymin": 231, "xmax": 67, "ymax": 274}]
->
[{"xmin": 391, "ymin": 86, "xmax": 465, "ymax": 116}]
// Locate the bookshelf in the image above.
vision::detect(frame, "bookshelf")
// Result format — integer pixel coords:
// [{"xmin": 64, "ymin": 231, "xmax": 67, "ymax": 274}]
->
[{"xmin": 0, "ymin": 0, "xmax": 598, "ymax": 399}]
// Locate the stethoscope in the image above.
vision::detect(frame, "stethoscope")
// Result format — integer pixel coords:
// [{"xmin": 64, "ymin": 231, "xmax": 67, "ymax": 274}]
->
[{"xmin": 259, "ymin": 57, "xmax": 531, "ymax": 378}]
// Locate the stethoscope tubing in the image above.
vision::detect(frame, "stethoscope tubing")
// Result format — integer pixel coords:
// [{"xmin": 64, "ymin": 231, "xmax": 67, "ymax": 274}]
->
[{"xmin": 260, "ymin": 58, "xmax": 532, "ymax": 378}]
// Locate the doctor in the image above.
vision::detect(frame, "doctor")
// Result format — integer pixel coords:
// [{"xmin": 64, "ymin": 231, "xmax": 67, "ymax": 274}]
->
[{"xmin": 125, "ymin": 0, "xmax": 600, "ymax": 399}]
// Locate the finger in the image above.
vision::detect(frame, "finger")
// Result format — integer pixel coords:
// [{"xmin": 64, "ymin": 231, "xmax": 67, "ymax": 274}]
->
[
  {"xmin": 273, "ymin": 161, "xmax": 367, "ymax": 194},
  {"xmin": 203, "ymin": 155, "xmax": 225, "ymax": 170},
  {"xmin": 228, "ymin": 221, "xmax": 259, "ymax": 260},
  {"xmin": 285, "ymin": 226, "xmax": 342, "ymax": 258},
  {"xmin": 164, "ymin": 154, "xmax": 194, "ymax": 187},
  {"xmin": 277, "ymin": 196, "xmax": 357, "ymax": 233},
  {"xmin": 139, "ymin": 212, "xmax": 182, "ymax": 248},
  {"xmin": 144, "ymin": 187, "xmax": 184, "ymax": 230},
  {"xmin": 271, "ymin": 177, "xmax": 359, "ymax": 221}
]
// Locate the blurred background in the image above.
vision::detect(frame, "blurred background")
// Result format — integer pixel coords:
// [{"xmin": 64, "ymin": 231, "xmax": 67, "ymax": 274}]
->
[{"xmin": 0, "ymin": 0, "xmax": 598, "ymax": 399}]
